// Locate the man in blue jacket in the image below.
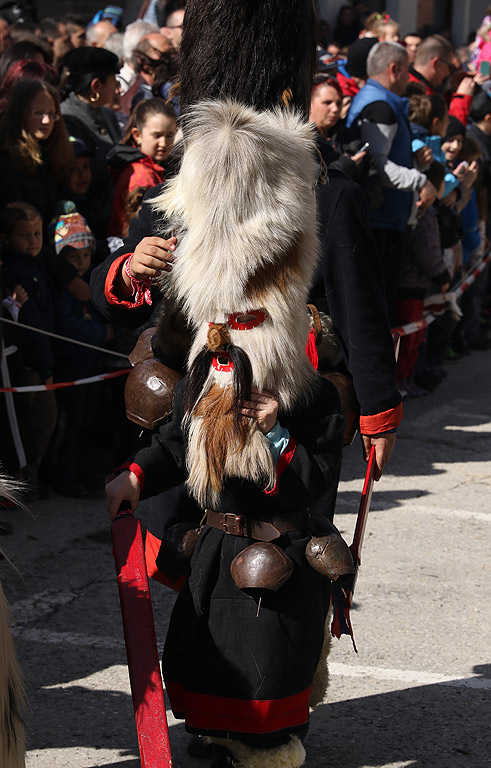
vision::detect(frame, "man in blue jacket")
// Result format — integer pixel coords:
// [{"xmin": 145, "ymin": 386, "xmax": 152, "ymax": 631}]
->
[{"xmin": 347, "ymin": 41, "xmax": 437, "ymax": 317}]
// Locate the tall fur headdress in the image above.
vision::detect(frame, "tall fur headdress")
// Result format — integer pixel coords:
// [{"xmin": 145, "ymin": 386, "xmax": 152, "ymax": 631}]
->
[{"xmin": 154, "ymin": 0, "xmax": 321, "ymax": 507}]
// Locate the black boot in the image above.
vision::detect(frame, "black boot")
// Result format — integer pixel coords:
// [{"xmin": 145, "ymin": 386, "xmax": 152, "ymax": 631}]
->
[
  {"xmin": 210, "ymin": 745, "xmax": 239, "ymax": 767},
  {"xmin": 187, "ymin": 734, "xmax": 214, "ymax": 759}
]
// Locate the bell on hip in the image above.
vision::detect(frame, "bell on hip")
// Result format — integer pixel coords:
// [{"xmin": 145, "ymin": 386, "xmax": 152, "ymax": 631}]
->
[
  {"xmin": 230, "ymin": 541, "xmax": 293, "ymax": 594},
  {"xmin": 305, "ymin": 534, "xmax": 356, "ymax": 592}
]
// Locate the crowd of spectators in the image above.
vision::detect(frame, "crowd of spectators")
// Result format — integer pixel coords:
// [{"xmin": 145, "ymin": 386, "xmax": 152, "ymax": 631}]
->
[{"xmin": 0, "ymin": 1, "xmax": 491, "ymax": 506}]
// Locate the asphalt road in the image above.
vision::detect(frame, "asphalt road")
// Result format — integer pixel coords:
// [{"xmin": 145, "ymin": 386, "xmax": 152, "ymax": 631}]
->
[{"xmin": 1, "ymin": 349, "xmax": 491, "ymax": 768}]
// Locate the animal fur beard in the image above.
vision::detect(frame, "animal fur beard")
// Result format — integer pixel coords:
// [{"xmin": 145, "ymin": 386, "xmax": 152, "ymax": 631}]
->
[
  {"xmin": 153, "ymin": 100, "xmax": 320, "ymax": 502},
  {"xmin": 186, "ymin": 381, "xmax": 275, "ymax": 508}
]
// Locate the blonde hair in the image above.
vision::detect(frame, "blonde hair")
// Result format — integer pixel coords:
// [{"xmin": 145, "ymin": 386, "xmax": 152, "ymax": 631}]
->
[{"xmin": 0, "ymin": 78, "xmax": 73, "ymax": 179}]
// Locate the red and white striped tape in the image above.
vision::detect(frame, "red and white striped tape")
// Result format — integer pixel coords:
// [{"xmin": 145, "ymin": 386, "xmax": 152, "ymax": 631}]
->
[
  {"xmin": 391, "ymin": 254, "xmax": 489, "ymax": 338},
  {"xmin": 0, "ymin": 368, "xmax": 131, "ymax": 394}
]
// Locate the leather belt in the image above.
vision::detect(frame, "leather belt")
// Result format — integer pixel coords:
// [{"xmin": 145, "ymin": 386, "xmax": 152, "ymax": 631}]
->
[{"xmin": 205, "ymin": 509, "xmax": 305, "ymax": 542}]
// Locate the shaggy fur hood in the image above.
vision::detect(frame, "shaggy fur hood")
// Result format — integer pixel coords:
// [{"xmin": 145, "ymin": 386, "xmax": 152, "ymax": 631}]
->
[
  {"xmin": 153, "ymin": 99, "xmax": 320, "ymax": 407},
  {"xmin": 152, "ymin": 99, "xmax": 320, "ymax": 506}
]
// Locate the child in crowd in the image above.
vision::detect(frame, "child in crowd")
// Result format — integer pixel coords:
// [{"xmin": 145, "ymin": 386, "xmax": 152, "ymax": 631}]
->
[
  {"xmin": 50, "ymin": 204, "xmax": 114, "ymax": 497},
  {"xmin": 409, "ymin": 93, "xmax": 460, "ymax": 198},
  {"xmin": 107, "ymin": 98, "xmax": 177, "ymax": 236},
  {"xmin": 395, "ymin": 162, "xmax": 451, "ymax": 398},
  {"xmin": 61, "ymin": 137, "xmax": 111, "ymax": 263},
  {"xmin": 362, "ymin": 12, "xmax": 399, "ymax": 42},
  {"xmin": 0, "ymin": 202, "xmax": 57, "ymax": 492}
]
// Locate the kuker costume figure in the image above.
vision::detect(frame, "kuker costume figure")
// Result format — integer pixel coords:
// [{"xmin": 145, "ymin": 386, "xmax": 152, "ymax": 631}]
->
[{"xmin": 107, "ymin": 2, "xmax": 354, "ymax": 766}]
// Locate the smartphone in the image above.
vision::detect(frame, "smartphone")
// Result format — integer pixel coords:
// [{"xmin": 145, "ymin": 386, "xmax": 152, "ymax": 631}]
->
[
  {"xmin": 459, "ymin": 161, "xmax": 469, "ymax": 171},
  {"xmin": 480, "ymin": 60, "xmax": 490, "ymax": 77},
  {"xmin": 359, "ymin": 142, "xmax": 370, "ymax": 152}
]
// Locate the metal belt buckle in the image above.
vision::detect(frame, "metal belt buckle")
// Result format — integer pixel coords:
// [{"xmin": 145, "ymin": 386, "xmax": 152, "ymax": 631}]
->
[{"xmin": 222, "ymin": 513, "xmax": 243, "ymax": 536}]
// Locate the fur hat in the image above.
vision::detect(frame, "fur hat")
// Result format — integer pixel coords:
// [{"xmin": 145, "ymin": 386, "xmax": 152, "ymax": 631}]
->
[{"xmin": 152, "ymin": 0, "xmax": 321, "ymax": 507}]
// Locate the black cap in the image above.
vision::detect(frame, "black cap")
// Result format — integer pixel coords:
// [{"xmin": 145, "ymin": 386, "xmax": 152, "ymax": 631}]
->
[
  {"xmin": 444, "ymin": 115, "xmax": 466, "ymax": 142},
  {"xmin": 470, "ymin": 90, "xmax": 491, "ymax": 123},
  {"xmin": 63, "ymin": 47, "xmax": 120, "ymax": 78},
  {"xmin": 345, "ymin": 37, "xmax": 378, "ymax": 79}
]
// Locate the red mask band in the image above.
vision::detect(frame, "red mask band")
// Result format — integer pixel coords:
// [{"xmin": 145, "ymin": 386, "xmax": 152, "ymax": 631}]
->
[{"xmin": 227, "ymin": 310, "xmax": 268, "ymax": 330}]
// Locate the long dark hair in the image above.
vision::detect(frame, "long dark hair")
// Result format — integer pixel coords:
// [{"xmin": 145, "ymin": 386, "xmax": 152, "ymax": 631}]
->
[
  {"xmin": 120, "ymin": 97, "xmax": 177, "ymax": 146},
  {"xmin": 0, "ymin": 79, "xmax": 73, "ymax": 177},
  {"xmin": 179, "ymin": 0, "xmax": 317, "ymax": 118}
]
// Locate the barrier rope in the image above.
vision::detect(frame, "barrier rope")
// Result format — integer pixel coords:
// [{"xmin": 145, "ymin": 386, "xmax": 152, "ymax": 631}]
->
[
  {"xmin": 0, "ymin": 368, "xmax": 131, "ymax": 394},
  {"xmin": 391, "ymin": 253, "xmax": 489, "ymax": 338},
  {"xmin": 0, "ymin": 316, "xmax": 129, "ymax": 359}
]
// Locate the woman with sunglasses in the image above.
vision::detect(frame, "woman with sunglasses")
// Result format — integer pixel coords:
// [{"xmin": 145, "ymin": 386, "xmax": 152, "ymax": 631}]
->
[{"xmin": 0, "ymin": 78, "xmax": 73, "ymax": 223}]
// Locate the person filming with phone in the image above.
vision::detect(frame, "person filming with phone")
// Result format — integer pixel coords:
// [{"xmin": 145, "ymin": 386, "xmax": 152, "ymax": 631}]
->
[{"xmin": 309, "ymin": 73, "xmax": 383, "ymax": 211}]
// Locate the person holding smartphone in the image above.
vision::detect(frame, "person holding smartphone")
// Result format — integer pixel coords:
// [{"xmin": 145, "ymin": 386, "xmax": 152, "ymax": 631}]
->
[{"xmin": 309, "ymin": 73, "xmax": 383, "ymax": 210}]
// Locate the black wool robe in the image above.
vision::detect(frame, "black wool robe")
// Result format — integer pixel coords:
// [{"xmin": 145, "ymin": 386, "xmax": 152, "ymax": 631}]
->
[{"xmin": 126, "ymin": 376, "xmax": 345, "ymax": 746}]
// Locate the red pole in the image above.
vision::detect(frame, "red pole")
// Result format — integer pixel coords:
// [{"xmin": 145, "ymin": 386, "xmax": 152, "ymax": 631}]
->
[{"xmin": 112, "ymin": 511, "xmax": 173, "ymax": 767}]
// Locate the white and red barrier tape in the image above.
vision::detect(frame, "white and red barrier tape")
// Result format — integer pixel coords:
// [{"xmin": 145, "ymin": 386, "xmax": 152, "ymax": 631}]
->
[
  {"xmin": 391, "ymin": 254, "xmax": 489, "ymax": 338},
  {"xmin": 0, "ymin": 368, "xmax": 131, "ymax": 394}
]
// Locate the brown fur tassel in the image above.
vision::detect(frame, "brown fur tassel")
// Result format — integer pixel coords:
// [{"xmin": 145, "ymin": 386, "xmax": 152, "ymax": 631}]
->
[
  {"xmin": 207, "ymin": 323, "xmax": 231, "ymax": 351},
  {"xmin": 193, "ymin": 384, "xmax": 249, "ymax": 493}
]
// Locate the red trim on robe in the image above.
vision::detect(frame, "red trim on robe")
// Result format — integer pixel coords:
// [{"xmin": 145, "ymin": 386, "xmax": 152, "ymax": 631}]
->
[
  {"xmin": 359, "ymin": 402, "xmax": 403, "ymax": 435},
  {"xmin": 264, "ymin": 436, "xmax": 297, "ymax": 497},
  {"xmin": 104, "ymin": 253, "xmax": 147, "ymax": 308},
  {"xmin": 165, "ymin": 681, "xmax": 310, "ymax": 733},
  {"xmin": 144, "ymin": 530, "xmax": 186, "ymax": 591},
  {"xmin": 113, "ymin": 460, "xmax": 146, "ymax": 491}
]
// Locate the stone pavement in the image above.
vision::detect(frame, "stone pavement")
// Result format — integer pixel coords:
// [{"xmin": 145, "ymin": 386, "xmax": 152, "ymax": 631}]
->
[{"xmin": 1, "ymin": 349, "xmax": 490, "ymax": 767}]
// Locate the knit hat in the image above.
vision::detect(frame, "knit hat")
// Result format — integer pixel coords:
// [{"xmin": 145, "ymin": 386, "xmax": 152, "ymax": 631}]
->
[
  {"xmin": 443, "ymin": 115, "xmax": 466, "ymax": 142},
  {"xmin": 69, "ymin": 136, "xmax": 91, "ymax": 158},
  {"xmin": 51, "ymin": 201, "xmax": 95, "ymax": 254},
  {"xmin": 345, "ymin": 37, "xmax": 378, "ymax": 79}
]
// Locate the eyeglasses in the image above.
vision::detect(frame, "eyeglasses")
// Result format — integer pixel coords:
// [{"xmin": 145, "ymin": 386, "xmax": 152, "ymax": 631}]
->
[
  {"xmin": 31, "ymin": 110, "xmax": 60, "ymax": 121},
  {"xmin": 439, "ymin": 59, "xmax": 456, "ymax": 76}
]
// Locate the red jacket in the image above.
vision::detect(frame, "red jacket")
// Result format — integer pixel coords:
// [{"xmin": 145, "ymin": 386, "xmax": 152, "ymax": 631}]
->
[
  {"xmin": 108, "ymin": 153, "xmax": 166, "ymax": 237},
  {"xmin": 408, "ymin": 70, "xmax": 471, "ymax": 126}
]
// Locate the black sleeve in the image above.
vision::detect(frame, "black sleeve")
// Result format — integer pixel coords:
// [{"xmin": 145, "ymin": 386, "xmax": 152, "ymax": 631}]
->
[
  {"xmin": 90, "ymin": 185, "xmax": 166, "ymax": 328},
  {"xmin": 312, "ymin": 173, "xmax": 401, "ymax": 416},
  {"xmin": 358, "ymin": 100, "xmax": 397, "ymax": 125}
]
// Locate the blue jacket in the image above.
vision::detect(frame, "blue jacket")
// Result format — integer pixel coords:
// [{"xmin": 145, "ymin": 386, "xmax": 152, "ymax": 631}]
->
[
  {"xmin": 410, "ymin": 124, "xmax": 459, "ymax": 199},
  {"xmin": 347, "ymin": 79, "xmax": 414, "ymax": 232},
  {"xmin": 461, "ymin": 189, "xmax": 481, "ymax": 263}
]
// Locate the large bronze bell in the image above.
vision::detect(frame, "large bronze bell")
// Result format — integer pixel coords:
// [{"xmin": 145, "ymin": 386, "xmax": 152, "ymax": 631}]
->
[
  {"xmin": 305, "ymin": 534, "xmax": 356, "ymax": 592},
  {"xmin": 230, "ymin": 542, "xmax": 294, "ymax": 593},
  {"xmin": 128, "ymin": 326, "xmax": 156, "ymax": 366},
  {"xmin": 155, "ymin": 522, "xmax": 201, "ymax": 582},
  {"xmin": 124, "ymin": 358, "xmax": 182, "ymax": 429}
]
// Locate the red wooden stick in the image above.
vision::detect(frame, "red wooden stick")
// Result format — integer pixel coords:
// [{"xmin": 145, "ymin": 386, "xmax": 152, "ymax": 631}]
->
[
  {"xmin": 350, "ymin": 445, "xmax": 377, "ymax": 568},
  {"xmin": 112, "ymin": 511, "xmax": 173, "ymax": 768}
]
